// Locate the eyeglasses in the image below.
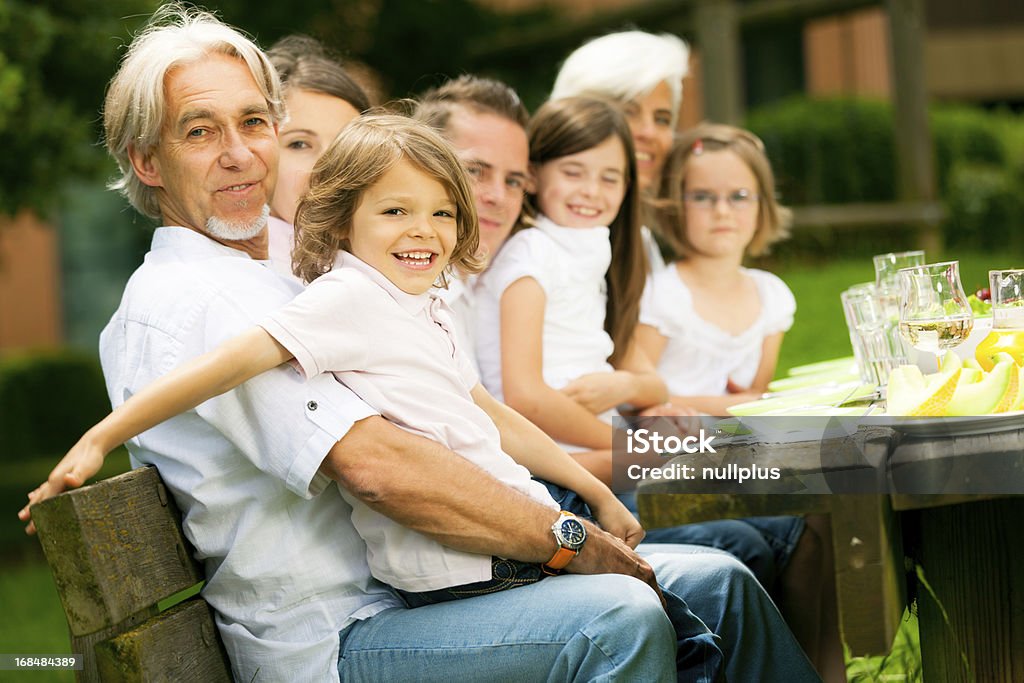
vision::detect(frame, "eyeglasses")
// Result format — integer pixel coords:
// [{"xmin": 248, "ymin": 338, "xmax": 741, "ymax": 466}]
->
[{"xmin": 683, "ymin": 189, "xmax": 758, "ymax": 211}]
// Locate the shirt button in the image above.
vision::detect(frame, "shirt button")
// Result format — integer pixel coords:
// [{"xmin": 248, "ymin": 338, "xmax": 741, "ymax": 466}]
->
[{"xmin": 307, "ymin": 400, "xmax": 318, "ymax": 411}]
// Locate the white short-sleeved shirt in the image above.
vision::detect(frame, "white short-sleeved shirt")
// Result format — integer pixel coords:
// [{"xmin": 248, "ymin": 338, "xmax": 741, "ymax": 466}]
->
[
  {"xmin": 100, "ymin": 227, "xmax": 395, "ymax": 683},
  {"xmin": 261, "ymin": 252, "xmax": 558, "ymax": 592},
  {"xmin": 475, "ymin": 215, "xmax": 615, "ymax": 401},
  {"xmin": 640, "ymin": 264, "xmax": 796, "ymax": 396}
]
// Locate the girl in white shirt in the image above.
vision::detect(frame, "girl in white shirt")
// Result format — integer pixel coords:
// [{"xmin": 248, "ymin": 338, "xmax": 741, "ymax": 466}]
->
[
  {"xmin": 636, "ymin": 123, "xmax": 794, "ymax": 414},
  {"xmin": 637, "ymin": 123, "xmax": 847, "ymax": 681},
  {"xmin": 476, "ymin": 96, "xmax": 667, "ymax": 475},
  {"xmin": 473, "ymin": 97, "xmax": 797, "ymax": 599},
  {"xmin": 46, "ymin": 114, "xmax": 640, "ymax": 605}
]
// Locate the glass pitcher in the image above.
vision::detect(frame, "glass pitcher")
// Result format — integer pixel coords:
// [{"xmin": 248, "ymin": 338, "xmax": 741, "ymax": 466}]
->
[{"xmin": 975, "ymin": 269, "xmax": 1024, "ymax": 370}]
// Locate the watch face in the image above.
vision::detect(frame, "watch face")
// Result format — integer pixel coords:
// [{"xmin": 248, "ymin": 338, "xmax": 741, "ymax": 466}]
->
[{"xmin": 559, "ymin": 518, "xmax": 586, "ymax": 547}]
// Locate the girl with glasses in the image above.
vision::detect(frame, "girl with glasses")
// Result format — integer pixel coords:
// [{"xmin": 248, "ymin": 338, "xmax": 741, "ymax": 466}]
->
[
  {"xmin": 638, "ymin": 123, "xmax": 847, "ymax": 682},
  {"xmin": 636, "ymin": 122, "xmax": 793, "ymax": 414}
]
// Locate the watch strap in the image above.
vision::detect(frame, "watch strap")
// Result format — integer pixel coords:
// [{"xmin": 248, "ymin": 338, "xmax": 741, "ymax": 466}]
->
[{"xmin": 542, "ymin": 546, "xmax": 578, "ymax": 575}]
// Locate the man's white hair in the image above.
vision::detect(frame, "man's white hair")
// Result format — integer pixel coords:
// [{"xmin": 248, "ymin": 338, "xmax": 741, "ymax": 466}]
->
[
  {"xmin": 550, "ymin": 31, "xmax": 690, "ymax": 126},
  {"xmin": 103, "ymin": 3, "xmax": 285, "ymax": 219}
]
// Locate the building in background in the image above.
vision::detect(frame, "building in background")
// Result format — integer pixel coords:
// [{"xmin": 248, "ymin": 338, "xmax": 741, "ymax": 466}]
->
[{"xmin": 0, "ymin": 211, "xmax": 62, "ymax": 348}]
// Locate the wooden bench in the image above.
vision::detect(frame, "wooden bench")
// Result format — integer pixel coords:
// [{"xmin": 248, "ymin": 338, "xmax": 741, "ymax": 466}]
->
[{"xmin": 32, "ymin": 466, "xmax": 232, "ymax": 682}]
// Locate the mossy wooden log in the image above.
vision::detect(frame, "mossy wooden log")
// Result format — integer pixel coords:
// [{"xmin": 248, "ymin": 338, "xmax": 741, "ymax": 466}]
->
[
  {"xmin": 32, "ymin": 467, "xmax": 231, "ymax": 682},
  {"xmin": 95, "ymin": 599, "xmax": 230, "ymax": 683},
  {"xmin": 33, "ymin": 467, "xmax": 202, "ymax": 634}
]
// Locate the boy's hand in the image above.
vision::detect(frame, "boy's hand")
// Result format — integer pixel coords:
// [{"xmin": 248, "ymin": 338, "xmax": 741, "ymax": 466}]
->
[
  {"xmin": 17, "ymin": 436, "xmax": 105, "ymax": 535},
  {"xmin": 587, "ymin": 493, "xmax": 645, "ymax": 548},
  {"xmin": 561, "ymin": 371, "xmax": 633, "ymax": 414}
]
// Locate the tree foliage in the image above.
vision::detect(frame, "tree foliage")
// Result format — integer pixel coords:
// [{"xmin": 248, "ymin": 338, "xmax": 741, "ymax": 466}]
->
[
  {"xmin": 205, "ymin": 0, "xmax": 559, "ymax": 103},
  {"xmin": 0, "ymin": 0, "xmax": 155, "ymax": 218},
  {"xmin": 0, "ymin": 0, "xmax": 587, "ymax": 217}
]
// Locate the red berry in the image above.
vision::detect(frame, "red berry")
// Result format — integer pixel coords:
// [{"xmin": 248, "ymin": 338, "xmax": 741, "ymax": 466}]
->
[{"xmin": 976, "ymin": 288, "xmax": 991, "ymax": 301}]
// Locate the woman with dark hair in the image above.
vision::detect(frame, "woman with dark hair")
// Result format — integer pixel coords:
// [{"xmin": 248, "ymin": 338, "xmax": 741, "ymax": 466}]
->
[{"xmin": 265, "ymin": 35, "xmax": 372, "ymax": 276}]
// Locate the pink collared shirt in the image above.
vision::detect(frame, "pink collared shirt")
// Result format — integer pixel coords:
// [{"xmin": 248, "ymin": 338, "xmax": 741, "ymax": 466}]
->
[{"xmin": 260, "ymin": 251, "xmax": 557, "ymax": 592}]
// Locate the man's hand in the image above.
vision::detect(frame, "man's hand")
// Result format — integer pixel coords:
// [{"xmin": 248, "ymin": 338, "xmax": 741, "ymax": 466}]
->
[
  {"xmin": 17, "ymin": 436, "xmax": 104, "ymax": 535},
  {"xmin": 567, "ymin": 520, "xmax": 666, "ymax": 608}
]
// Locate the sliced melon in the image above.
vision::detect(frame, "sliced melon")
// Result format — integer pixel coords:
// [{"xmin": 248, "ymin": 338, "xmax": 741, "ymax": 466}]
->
[
  {"xmin": 886, "ymin": 366, "xmax": 960, "ymax": 416},
  {"xmin": 945, "ymin": 360, "xmax": 1016, "ymax": 416},
  {"xmin": 1010, "ymin": 364, "xmax": 1024, "ymax": 412},
  {"xmin": 991, "ymin": 353, "xmax": 1021, "ymax": 412},
  {"xmin": 959, "ymin": 367, "xmax": 983, "ymax": 384},
  {"xmin": 940, "ymin": 352, "xmax": 963, "ymax": 374}
]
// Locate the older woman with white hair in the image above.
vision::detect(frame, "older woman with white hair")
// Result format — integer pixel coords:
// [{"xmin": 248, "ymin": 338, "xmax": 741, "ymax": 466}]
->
[{"xmin": 552, "ymin": 30, "xmax": 688, "ymax": 196}]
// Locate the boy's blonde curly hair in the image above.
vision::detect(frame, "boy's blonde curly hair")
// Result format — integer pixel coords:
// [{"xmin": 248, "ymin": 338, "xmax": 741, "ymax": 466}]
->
[{"xmin": 292, "ymin": 114, "xmax": 484, "ymax": 286}]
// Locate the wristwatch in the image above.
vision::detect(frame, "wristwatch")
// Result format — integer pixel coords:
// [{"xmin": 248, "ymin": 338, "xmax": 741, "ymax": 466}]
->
[{"xmin": 542, "ymin": 510, "xmax": 587, "ymax": 574}]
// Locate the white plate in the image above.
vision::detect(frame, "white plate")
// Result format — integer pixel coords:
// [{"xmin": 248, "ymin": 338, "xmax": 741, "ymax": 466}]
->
[
  {"xmin": 728, "ymin": 382, "xmax": 876, "ymax": 416},
  {"xmin": 889, "ymin": 409, "xmax": 1024, "ymax": 437}
]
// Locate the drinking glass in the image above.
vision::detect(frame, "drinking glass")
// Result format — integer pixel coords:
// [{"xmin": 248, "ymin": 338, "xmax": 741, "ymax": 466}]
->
[
  {"xmin": 841, "ymin": 284, "xmax": 906, "ymax": 386},
  {"xmin": 897, "ymin": 261, "xmax": 974, "ymax": 368},
  {"xmin": 876, "ymin": 252, "xmax": 926, "ymax": 365},
  {"xmin": 974, "ymin": 269, "xmax": 1024, "ymax": 370},
  {"xmin": 873, "ymin": 250, "xmax": 926, "ymax": 292},
  {"xmin": 874, "ymin": 250, "xmax": 926, "ymax": 329}
]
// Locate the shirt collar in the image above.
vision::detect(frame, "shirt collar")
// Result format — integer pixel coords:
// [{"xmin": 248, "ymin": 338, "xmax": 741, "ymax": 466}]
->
[
  {"xmin": 532, "ymin": 214, "xmax": 612, "ymax": 282},
  {"xmin": 434, "ymin": 272, "xmax": 477, "ymax": 305},
  {"xmin": 336, "ymin": 251, "xmax": 434, "ymax": 316},
  {"xmin": 151, "ymin": 226, "xmax": 262, "ymax": 261}
]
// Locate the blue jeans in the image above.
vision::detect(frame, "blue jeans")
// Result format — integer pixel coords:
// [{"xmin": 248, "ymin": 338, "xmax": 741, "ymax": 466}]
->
[
  {"xmin": 621, "ymin": 491, "xmax": 805, "ymax": 588},
  {"xmin": 338, "ymin": 547, "xmax": 818, "ymax": 682},
  {"xmin": 398, "ymin": 483, "xmax": 593, "ymax": 608}
]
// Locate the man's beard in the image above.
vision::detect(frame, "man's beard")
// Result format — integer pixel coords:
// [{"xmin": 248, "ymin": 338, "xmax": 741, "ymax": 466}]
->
[{"xmin": 206, "ymin": 204, "xmax": 270, "ymax": 241}]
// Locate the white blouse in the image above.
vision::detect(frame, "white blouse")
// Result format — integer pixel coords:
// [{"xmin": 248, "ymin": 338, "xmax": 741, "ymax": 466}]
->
[
  {"xmin": 475, "ymin": 215, "xmax": 614, "ymax": 401},
  {"xmin": 640, "ymin": 265, "xmax": 796, "ymax": 396}
]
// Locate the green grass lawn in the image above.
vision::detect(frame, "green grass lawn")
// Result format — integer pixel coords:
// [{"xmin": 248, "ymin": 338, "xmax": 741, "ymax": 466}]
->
[
  {"xmin": 846, "ymin": 609, "xmax": 923, "ymax": 682},
  {"xmin": 0, "ymin": 451, "xmax": 130, "ymax": 681},
  {"xmin": 0, "ymin": 561, "xmax": 76, "ymax": 683}
]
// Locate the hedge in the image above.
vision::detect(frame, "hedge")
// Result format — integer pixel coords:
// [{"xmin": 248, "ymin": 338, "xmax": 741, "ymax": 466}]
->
[
  {"xmin": 745, "ymin": 97, "xmax": 1022, "ymax": 254},
  {"xmin": 0, "ymin": 348, "xmax": 110, "ymax": 460}
]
